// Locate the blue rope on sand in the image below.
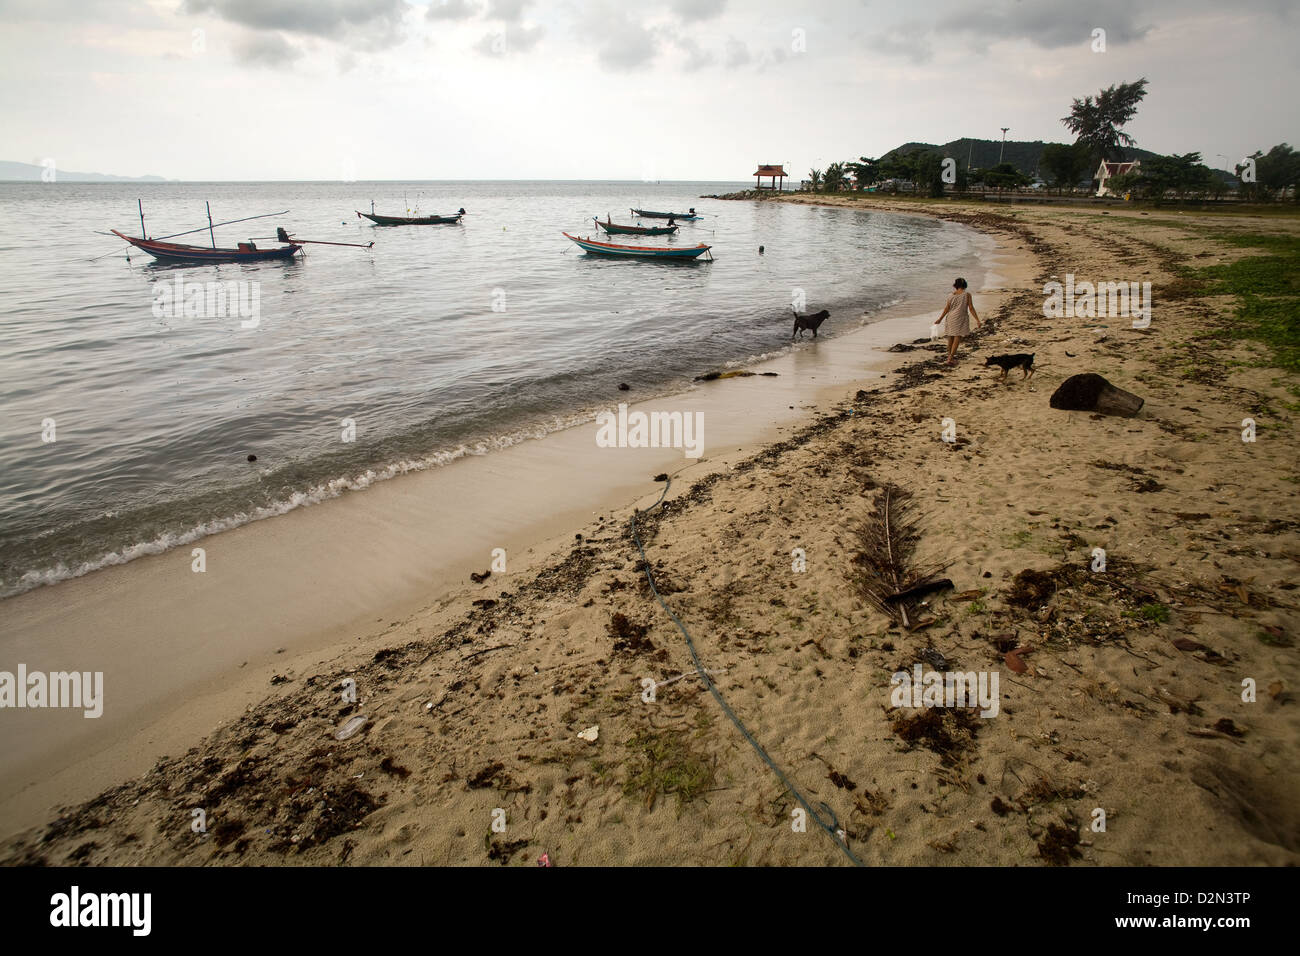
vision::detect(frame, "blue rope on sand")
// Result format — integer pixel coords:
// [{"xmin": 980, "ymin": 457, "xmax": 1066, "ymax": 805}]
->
[{"xmin": 630, "ymin": 478, "xmax": 866, "ymax": 867}]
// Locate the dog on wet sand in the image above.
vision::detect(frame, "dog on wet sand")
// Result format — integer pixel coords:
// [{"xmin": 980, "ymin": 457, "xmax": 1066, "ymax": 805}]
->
[
  {"xmin": 792, "ymin": 308, "xmax": 830, "ymax": 339},
  {"xmin": 984, "ymin": 353, "xmax": 1035, "ymax": 381}
]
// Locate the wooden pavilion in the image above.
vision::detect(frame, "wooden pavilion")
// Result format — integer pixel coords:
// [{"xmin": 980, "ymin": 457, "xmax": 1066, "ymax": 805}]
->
[{"xmin": 753, "ymin": 164, "xmax": 788, "ymax": 190}]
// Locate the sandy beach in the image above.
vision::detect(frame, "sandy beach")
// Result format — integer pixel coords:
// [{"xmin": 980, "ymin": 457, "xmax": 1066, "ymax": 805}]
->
[{"xmin": 3, "ymin": 197, "xmax": 1297, "ymax": 867}]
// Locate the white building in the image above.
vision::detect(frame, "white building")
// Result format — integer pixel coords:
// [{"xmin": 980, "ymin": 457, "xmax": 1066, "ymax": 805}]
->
[{"xmin": 1096, "ymin": 160, "xmax": 1141, "ymax": 197}]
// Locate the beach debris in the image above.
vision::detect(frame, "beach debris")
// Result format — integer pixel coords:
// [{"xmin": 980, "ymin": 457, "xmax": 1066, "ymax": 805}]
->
[
  {"xmin": 537, "ymin": 852, "xmax": 553, "ymax": 867},
  {"xmin": 653, "ymin": 473, "xmax": 668, "ymax": 482},
  {"xmin": 920, "ymin": 647, "xmax": 950, "ymax": 671},
  {"xmin": 1213, "ymin": 718, "xmax": 1245, "ymax": 737},
  {"xmin": 696, "ymin": 369, "xmax": 774, "ymax": 382},
  {"xmin": 577, "ymin": 725, "xmax": 599, "ymax": 742},
  {"xmin": 246, "ymin": 454, "xmax": 257, "ymax": 462},
  {"xmin": 485, "ymin": 835, "xmax": 531, "ymax": 865},
  {"xmin": 885, "ymin": 578, "xmax": 955, "ymax": 606},
  {"xmin": 1049, "ymin": 373, "xmax": 1144, "ymax": 417},
  {"xmin": 1004, "ymin": 647, "xmax": 1033, "ymax": 673},
  {"xmin": 850, "ymin": 483, "xmax": 947, "ymax": 631},
  {"xmin": 618, "ymin": 383, "xmax": 630, "ymax": 391},
  {"xmin": 1038, "ymin": 822, "xmax": 1082, "ymax": 865},
  {"xmin": 1006, "ymin": 568, "xmax": 1058, "ymax": 609},
  {"xmin": 470, "ymin": 568, "xmax": 491, "ymax": 583},
  {"xmin": 334, "ymin": 715, "xmax": 367, "ymax": 741}
]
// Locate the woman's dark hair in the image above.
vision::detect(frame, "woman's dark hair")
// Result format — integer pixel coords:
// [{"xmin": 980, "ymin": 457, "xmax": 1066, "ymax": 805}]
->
[{"xmin": 953, "ymin": 277, "xmax": 968, "ymax": 289}]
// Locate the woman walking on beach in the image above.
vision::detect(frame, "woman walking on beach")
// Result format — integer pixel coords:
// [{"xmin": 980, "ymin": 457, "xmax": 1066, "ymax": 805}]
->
[{"xmin": 936, "ymin": 277, "xmax": 980, "ymax": 366}]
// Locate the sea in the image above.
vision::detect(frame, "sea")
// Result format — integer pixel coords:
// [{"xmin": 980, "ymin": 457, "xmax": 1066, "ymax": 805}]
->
[{"xmin": 0, "ymin": 180, "xmax": 985, "ymax": 597}]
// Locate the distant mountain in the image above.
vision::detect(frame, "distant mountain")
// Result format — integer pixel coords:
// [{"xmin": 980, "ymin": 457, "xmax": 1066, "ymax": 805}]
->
[
  {"xmin": 0, "ymin": 161, "xmax": 172, "ymax": 183},
  {"xmin": 879, "ymin": 139, "xmax": 1164, "ymax": 177}
]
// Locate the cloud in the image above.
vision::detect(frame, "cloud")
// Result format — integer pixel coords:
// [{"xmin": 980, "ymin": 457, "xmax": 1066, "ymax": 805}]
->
[
  {"xmin": 486, "ymin": 0, "xmax": 530, "ymax": 22},
  {"xmin": 575, "ymin": 5, "xmax": 660, "ymax": 72},
  {"xmin": 231, "ymin": 30, "xmax": 303, "ymax": 67},
  {"xmin": 943, "ymin": 0, "xmax": 1151, "ymax": 49},
  {"xmin": 870, "ymin": 25, "xmax": 934, "ymax": 64},
  {"xmin": 722, "ymin": 35, "xmax": 750, "ymax": 68},
  {"xmin": 474, "ymin": 22, "xmax": 542, "ymax": 54},
  {"xmin": 671, "ymin": 0, "xmax": 726, "ymax": 22},
  {"xmin": 426, "ymin": 0, "xmax": 480, "ymax": 20},
  {"xmin": 184, "ymin": 0, "xmax": 408, "ymax": 47},
  {"xmin": 675, "ymin": 34, "xmax": 715, "ymax": 71}
]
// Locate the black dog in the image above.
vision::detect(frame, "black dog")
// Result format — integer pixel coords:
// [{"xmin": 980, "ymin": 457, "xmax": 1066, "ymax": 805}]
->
[
  {"xmin": 984, "ymin": 353, "xmax": 1035, "ymax": 381},
  {"xmin": 792, "ymin": 308, "xmax": 830, "ymax": 339}
]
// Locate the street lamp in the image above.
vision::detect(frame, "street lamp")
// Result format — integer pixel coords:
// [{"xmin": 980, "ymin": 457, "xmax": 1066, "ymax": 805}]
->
[{"xmin": 998, "ymin": 128, "xmax": 1010, "ymax": 165}]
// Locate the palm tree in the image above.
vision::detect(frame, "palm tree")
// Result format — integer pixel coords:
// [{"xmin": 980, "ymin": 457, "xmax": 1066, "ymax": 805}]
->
[
  {"xmin": 823, "ymin": 162, "xmax": 847, "ymax": 192},
  {"xmin": 807, "ymin": 168, "xmax": 823, "ymax": 192}
]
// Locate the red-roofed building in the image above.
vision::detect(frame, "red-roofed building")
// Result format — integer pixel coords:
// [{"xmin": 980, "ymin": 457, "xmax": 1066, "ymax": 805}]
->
[
  {"xmin": 1096, "ymin": 160, "xmax": 1141, "ymax": 197},
  {"xmin": 753, "ymin": 164, "xmax": 788, "ymax": 190}
]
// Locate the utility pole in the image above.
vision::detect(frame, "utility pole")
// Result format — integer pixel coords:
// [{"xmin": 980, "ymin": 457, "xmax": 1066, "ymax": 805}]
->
[{"xmin": 998, "ymin": 128, "xmax": 1010, "ymax": 165}]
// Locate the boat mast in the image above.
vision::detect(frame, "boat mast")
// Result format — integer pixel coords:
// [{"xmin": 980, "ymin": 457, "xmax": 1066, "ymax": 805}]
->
[
  {"xmin": 206, "ymin": 201, "xmax": 216, "ymax": 248},
  {"xmin": 138, "ymin": 198, "xmax": 146, "ymax": 238}
]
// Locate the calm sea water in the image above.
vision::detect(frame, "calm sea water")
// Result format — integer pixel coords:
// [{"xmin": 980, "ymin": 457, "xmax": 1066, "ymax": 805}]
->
[{"xmin": 0, "ymin": 180, "xmax": 982, "ymax": 596}]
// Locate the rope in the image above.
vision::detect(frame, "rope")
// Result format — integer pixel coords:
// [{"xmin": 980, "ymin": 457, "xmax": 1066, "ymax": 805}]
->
[{"xmin": 629, "ymin": 477, "xmax": 866, "ymax": 867}]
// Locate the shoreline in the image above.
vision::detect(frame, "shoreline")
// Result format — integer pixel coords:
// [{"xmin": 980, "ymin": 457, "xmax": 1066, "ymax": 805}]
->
[
  {"xmin": 0, "ymin": 209, "xmax": 1018, "ymax": 838},
  {"xmin": 5, "ymin": 197, "xmax": 1296, "ymax": 867}
]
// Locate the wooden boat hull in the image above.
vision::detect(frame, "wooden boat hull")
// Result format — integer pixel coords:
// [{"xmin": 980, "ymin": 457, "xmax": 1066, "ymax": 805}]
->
[
  {"xmin": 358, "ymin": 211, "xmax": 462, "ymax": 226},
  {"xmin": 630, "ymin": 208, "xmax": 702, "ymax": 221},
  {"xmin": 563, "ymin": 232, "xmax": 710, "ymax": 259},
  {"xmin": 111, "ymin": 230, "xmax": 300, "ymax": 263},
  {"xmin": 595, "ymin": 219, "xmax": 678, "ymax": 236}
]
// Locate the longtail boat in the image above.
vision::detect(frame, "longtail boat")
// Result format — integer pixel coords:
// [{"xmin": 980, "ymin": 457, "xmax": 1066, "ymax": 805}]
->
[
  {"xmin": 594, "ymin": 217, "xmax": 678, "ymax": 236},
  {"xmin": 358, "ymin": 208, "xmax": 464, "ymax": 226},
  {"xmin": 111, "ymin": 230, "xmax": 301, "ymax": 263},
  {"xmin": 563, "ymin": 232, "xmax": 712, "ymax": 260},
  {"xmin": 630, "ymin": 208, "xmax": 702, "ymax": 221}
]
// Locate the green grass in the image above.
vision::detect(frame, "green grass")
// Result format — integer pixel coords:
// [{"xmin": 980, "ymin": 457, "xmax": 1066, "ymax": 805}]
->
[
  {"xmin": 622, "ymin": 729, "xmax": 715, "ymax": 811},
  {"xmin": 1124, "ymin": 602, "xmax": 1171, "ymax": 624},
  {"xmin": 1183, "ymin": 233, "xmax": 1300, "ymax": 373}
]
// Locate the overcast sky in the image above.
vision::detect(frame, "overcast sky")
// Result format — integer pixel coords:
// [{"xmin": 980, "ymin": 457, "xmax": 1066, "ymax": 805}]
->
[{"xmin": 1, "ymin": 0, "xmax": 1295, "ymax": 181}]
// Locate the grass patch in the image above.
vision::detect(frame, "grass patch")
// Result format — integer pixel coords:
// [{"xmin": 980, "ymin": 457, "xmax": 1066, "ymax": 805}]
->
[
  {"xmin": 1124, "ymin": 602, "xmax": 1171, "ymax": 624},
  {"xmin": 622, "ymin": 728, "xmax": 715, "ymax": 811},
  {"xmin": 1185, "ymin": 233, "xmax": 1300, "ymax": 372}
]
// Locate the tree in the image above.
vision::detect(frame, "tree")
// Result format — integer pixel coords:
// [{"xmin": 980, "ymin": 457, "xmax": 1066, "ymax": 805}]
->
[
  {"xmin": 1039, "ymin": 142, "xmax": 1092, "ymax": 194},
  {"xmin": 981, "ymin": 163, "xmax": 1030, "ymax": 191},
  {"xmin": 807, "ymin": 168, "xmax": 823, "ymax": 192},
  {"xmin": 1140, "ymin": 152, "xmax": 1215, "ymax": 199},
  {"xmin": 913, "ymin": 151, "xmax": 947, "ymax": 197},
  {"xmin": 823, "ymin": 161, "xmax": 847, "ymax": 192},
  {"xmin": 1062, "ymin": 78, "xmax": 1150, "ymax": 163},
  {"xmin": 1246, "ymin": 143, "xmax": 1300, "ymax": 201},
  {"xmin": 847, "ymin": 156, "xmax": 880, "ymax": 190}
]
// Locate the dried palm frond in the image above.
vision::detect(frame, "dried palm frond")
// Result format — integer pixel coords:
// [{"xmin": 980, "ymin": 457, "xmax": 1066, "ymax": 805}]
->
[{"xmin": 850, "ymin": 483, "xmax": 948, "ymax": 629}]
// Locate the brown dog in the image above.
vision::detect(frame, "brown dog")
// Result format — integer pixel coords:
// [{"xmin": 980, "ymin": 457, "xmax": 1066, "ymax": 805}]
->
[{"xmin": 792, "ymin": 308, "xmax": 830, "ymax": 339}]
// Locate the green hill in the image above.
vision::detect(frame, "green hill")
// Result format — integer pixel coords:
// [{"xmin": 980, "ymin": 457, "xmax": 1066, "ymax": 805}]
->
[{"xmin": 879, "ymin": 139, "xmax": 1162, "ymax": 178}]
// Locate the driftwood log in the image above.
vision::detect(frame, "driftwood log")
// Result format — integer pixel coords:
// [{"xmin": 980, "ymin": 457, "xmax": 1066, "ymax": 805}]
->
[{"xmin": 1050, "ymin": 373, "xmax": 1144, "ymax": 417}]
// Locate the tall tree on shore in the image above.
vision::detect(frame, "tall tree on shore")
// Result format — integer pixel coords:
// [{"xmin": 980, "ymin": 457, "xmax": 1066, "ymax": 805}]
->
[
  {"xmin": 1062, "ymin": 78, "xmax": 1149, "ymax": 162},
  {"xmin": 823, "ymin": 161, "xmax": 847, "ymax": 192},
  {"xmin": 807, "ymin": 168, "xmax": 823, "ymax": 192}
]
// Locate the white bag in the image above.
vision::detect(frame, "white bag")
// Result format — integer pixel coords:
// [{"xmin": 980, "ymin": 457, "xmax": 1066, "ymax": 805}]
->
[{"xmin": 929, "ymin": 322, "xmax": 943, "ymax": 340}]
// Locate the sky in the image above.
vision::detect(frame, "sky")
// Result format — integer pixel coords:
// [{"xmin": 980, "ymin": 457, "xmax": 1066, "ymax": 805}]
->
[{"xmin": 0, "ymin": 0, "xmax": 1296, "ymax": 181}]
